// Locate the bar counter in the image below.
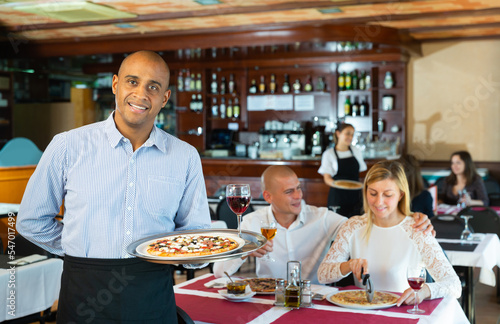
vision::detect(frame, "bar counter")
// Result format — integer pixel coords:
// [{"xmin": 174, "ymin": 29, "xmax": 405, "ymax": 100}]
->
[{"xmin": 201, "ymin": 157, "xmax": 378, "ymax": 208}]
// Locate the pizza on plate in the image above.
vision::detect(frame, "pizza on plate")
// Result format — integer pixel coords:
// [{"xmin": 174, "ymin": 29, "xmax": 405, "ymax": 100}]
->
[
  {"xmin": 329, "ymin": 290, "xmax": 398, "ymax": 307},
  {"xmin": 243, "ymin": 278, "xmax": 277, "ymax": 293},
  {"xmin": 146, "ymin": 234, "xmax": 240, "ymax": 257}
]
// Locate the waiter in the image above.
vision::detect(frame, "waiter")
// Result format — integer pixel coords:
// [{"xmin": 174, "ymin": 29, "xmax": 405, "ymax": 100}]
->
[
  {"xmin": 318, "ymin": 123, "xmax": 367, "ymax": 217},
  {"xmin": 17, "ymin": 51, "xmax": 211, "ymax": 323}
]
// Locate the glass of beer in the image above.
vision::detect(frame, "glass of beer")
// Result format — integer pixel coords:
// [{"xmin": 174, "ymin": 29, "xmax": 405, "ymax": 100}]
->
[{"xmin": 260, "ymin": 220, "xmax": 277, "ymax": 262}]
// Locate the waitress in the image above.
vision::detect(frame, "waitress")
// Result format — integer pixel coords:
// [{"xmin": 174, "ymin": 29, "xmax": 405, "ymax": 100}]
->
[{"xmin": 318, "ymin": 123, "xmax": 367, "ymax": 217}]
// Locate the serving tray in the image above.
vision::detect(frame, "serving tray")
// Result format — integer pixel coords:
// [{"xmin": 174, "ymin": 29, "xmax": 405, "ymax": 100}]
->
[{"xmin": 127, "ymin": 228, "xmax": 266, "ymax": 264}]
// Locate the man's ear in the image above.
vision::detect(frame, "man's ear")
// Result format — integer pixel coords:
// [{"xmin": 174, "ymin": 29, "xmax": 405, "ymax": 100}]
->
[{"xmin": 262, "ymin": 190, "xmax": 272, "ymax": 204}]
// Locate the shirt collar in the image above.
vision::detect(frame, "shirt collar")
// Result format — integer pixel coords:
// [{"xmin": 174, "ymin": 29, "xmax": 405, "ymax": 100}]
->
[
  {"xmin": 104, "ymin": 111, "xmax": 166, "ymax": 153},
  {"xmin": 266, "ymin": 200, "xmax": 306, "ymax": 229}
]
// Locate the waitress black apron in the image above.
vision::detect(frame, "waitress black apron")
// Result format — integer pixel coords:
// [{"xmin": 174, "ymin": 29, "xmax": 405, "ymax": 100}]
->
[
  {"xmin": 57, "ymin": 255, "xmax": 177, "ymax": 324},
  {"xmin": 327, "ymin": 147, "xmax": 363, "ymax": 218}
]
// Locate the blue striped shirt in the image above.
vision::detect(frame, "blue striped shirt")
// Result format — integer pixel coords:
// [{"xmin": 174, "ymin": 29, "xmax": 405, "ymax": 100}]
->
[{"xmin": 17, "ymin": 113, "xmax": 211, "ymax": 258}]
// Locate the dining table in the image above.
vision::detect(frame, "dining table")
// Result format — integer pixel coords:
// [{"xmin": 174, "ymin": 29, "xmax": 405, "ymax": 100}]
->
[{"xmin": 174, "ymin": 273, "xmax": 469, "ymax": 324}]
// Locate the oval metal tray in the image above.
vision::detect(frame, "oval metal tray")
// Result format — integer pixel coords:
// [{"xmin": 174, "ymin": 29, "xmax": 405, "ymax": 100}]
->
[{"xmin": 127, "ymin": 228, "xmax": 267, "ymax": 264}]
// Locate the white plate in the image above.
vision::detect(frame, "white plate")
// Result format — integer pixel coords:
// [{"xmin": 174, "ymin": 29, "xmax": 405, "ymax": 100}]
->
[
  {"xmin": 218, "ymin": 289, "xmax": 256, "ymax": 302},
  {"xmin": 326, "ymin": 290, "xmax": 399, "ymax": 310},
  {"xmin": 136, "ymin": 232, "xmax": 245, "ymax": 259},
  {"xmin": 332, "ymin": 180, "xmax": 363, "ymax": 190},
  {"xmin": 437, "ymin": 215, "xmax": 456, "ymax": 221}
]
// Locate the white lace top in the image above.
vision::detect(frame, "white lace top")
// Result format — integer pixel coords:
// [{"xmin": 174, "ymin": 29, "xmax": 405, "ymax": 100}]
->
[{"xmin": 317, "ymin": 215, "xmax": 461, "ymax": 299}]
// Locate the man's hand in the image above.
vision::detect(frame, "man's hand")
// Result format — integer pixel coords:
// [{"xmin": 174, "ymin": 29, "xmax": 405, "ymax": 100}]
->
[
  {"xmin": 247, "ymin": 240, "xmax": 273, "ymax": 258},
  {"xmin": 412, "ymin": 212, "xmax": 436, "ymax": 237}
]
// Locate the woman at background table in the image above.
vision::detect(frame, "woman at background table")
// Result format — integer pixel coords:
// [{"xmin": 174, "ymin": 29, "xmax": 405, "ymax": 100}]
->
[
  {"xmin": 318, "ymin": 123, "xmax": 367, "ymax": 217},
  {"xmin": 318, "ymin": 160, "xmax": 461, "ymax": 306},
  {"xmin": 440, "ymin": 151, "xmax": 488, "ymax": 206},
  {"xmin": 399, "ymin": 154, "xmax": 434, "ymax": 217}
]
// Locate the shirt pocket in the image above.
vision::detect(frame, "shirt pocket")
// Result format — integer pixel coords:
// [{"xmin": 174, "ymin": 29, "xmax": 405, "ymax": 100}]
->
[{"xmin": 145, "ymin": 175, "xmax": 183, "ymax": 216}]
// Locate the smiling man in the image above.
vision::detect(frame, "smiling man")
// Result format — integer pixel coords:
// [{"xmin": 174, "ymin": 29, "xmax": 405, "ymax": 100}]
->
[
  {"xmin": 213, "ymin": 165, "xmax": 434, "ymax": 284},
  {"xmin": 17, "ymin": 51, "xmax": 210, "ymax": 323}
]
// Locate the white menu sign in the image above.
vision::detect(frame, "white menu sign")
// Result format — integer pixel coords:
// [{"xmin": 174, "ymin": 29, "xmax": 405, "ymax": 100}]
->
[
  {"xmin": 247, "ymin": 95, "xmax": 293, "ymax": 111},
  {"xmin": 294, "ymin": 95, "xmax": 314, "ymax": 111}
]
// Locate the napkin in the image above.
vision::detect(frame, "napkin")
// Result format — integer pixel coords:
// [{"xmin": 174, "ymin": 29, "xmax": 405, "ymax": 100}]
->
[
  {"xmin": 8, "ymin": 254, "xmax": 48, "ymax": 266},
  {"xmin": 204, "ymin": 277, "xmax": 243, "ymax": 288},
  {"xmin": 311, "ymin": 284, "xmax": 339, "ymax": 300}
]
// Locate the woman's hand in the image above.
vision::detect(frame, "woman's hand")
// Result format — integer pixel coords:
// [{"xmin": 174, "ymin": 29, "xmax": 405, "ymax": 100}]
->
[
  {"xmin": 341, "ymin": 258, "xmax": 368, "ymax": 281},
  {"xmin": 412, "ymin": 212, "xmax": 436, "ymax": 237},
  {"xmin": 397, "ymin": 285, "xmax": 431, "ymax": 307}
]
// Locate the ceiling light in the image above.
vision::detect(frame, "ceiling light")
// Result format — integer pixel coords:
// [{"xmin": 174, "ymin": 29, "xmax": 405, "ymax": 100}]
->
[
  {"xmin": 318, "ymin": 8, "xmax": 342, "ymax": 14},
  {"xmin": 13, "ymin": 1, "xmax": 136, "ymax": 23}
]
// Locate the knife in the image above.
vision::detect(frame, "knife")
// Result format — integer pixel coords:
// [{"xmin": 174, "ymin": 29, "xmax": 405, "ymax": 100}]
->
[{"xmin": 361, "ymin": 270, "xmax": 374, "ymax": 303}]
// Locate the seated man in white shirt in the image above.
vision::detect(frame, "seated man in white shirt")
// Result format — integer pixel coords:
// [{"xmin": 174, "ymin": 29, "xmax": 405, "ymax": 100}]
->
[{"xmin": 213, "ymin": 165, "xmax": 434, "ymax": 284}]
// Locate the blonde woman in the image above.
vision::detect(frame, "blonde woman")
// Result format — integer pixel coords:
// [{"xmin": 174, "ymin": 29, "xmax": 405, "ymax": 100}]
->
[{"xmin": 318, "ymin": 161, "xmax": 461, "ymax": 306}]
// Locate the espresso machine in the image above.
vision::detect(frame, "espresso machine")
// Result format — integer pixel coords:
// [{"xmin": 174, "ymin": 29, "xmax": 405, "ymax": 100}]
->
[{"xmin": 258, "ymin": 120, "xmax": 305, "ymax": 159}]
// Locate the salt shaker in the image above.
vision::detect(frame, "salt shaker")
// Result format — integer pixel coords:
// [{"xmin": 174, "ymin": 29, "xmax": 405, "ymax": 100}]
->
[
  {"xmin": 275, "ymin": 279, "xmax": 285, "ymax": 306},
  {"xmin": 301, "ymin": 280, "xmax": 312, "ymax": 307}
]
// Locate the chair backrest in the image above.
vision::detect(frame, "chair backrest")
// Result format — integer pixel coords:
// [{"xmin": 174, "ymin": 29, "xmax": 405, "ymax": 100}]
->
[
  {"xmin": 0, "ymin": 137, "xmax": 43, "ymax": 167},
  {"xmin": 433, "ymin": 177, "xmax": 446, "ymax": 195},
  {"xmin": 216, "ymin": 199, "xmax": 255, "ymax": 230},
  {"xmin": 176, "ymin": 306, "xmax": 195, "ymax": 324},
  {"xmin": 457, "ymin": 206, "xmax": 500, "ymax": 237},
  {"xmin": 430, "ymin": 215, "xmax": 467, "ymax": 239},
  {"xmin": 488, "ymin": 192, "xmax": 500, "ymax": 207}
]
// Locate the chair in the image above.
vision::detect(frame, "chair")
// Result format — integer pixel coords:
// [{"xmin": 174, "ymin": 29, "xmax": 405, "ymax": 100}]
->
[
  {"xmin": 0, "ymin": 137, "xmax": 43, "ymax": 167},
  {"xmin": 484, "ymin": 178, "xmax": 500, "ymax": 195},
  {"xmin": 216, "ymin": 199, "xmax": 255, "ymax": 230},
  {"xmin": 433, "ymin": 177, "xmax": 446, "ymax": 196},
  {"xmin": 430, "ymin": 215, "xmax": 467, "ymax": 239},
  {"xmin": 488, "ymin": 192, "xmax": 500, "ymax": 207},
  {"xmin": 457, "ymin": 206, "xmax": 500, "ymax": 237},
  {"xmin": 177, "ymin": 306, "xmax": 195, "ymax": 324}
]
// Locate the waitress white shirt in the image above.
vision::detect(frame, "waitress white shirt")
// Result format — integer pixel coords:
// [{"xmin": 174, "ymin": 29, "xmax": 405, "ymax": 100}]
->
[
  {"xmin": 318, "ymin": 215, "xmax": 461, "ymax": 299},
  {"xmin": 318, "ymin": 145, "xmax": 367, "ymax": 177},
  {"xmin": 213, "ymin": 200, "xmax": 347, "ymax": 284}
]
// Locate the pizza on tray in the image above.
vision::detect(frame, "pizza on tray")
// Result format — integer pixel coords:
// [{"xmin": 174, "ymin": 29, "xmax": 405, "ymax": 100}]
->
[
  {"xmin": 334, "ymin": 180, "xmax": 363, "ymax": 189},
  {"xmin": 329, "ymin": 290, "xmax": 398, "ymax": 307},
  {"xmin": 145, "ymin": 234, "xmax": 240, "ymax": 257},
  {"xmin": 243, "ymin": 278, "xmax": 277, "ymax": 293}
]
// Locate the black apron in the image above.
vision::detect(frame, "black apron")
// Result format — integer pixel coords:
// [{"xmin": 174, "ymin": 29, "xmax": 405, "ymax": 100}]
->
[
  {"xmin": 57, "ymin": 255, "xmax": 177, "ymax": 324},
  {"xmin": 327, "ymin": 146, "xmax": 363, "ymax": 218}
]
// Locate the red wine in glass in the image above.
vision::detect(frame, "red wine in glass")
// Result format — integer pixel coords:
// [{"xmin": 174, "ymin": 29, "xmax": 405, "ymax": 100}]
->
[
  {"xmin": 407, "ymin": 277, "xmax": 425, "ymax": 290},
  {"xmin": 227, "ymin": 196, "xmax": 250, "ymax": 215}
]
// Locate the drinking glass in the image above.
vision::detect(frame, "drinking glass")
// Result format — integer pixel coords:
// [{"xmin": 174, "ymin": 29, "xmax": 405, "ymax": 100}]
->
[
  {"xmin": 226, "ymin": 184, "xmax": 251, "ymax": 237},
  {"xmin": 406, "ymin": 264, "xmax": 426, "ymax": 314},
  {"xmin": 460, "ymin": 215, "xmax": 473, "ymax": 242},
  {"xmin": 328, "ymin": 205, "xmax": 341, "ymax": 213},
  {"xmin": 260, "ymin": 220, "xmax": 277, "ymax": 262}
]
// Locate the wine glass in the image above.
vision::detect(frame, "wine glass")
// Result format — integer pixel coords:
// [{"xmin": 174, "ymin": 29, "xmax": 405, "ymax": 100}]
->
[
  {"xmin": 226, "ymin": 184, "xmax": 251, "ymax": 237},
  {"xmin": 406, "ymin": 264, "xmax": 426, "ymax": 314},
  {"xmin": 260, "ymin": 220, "xmax": 277, "ymax": 262},
  {"xmin": 328, "ymin": 205, "xmax": 341, "ymax": 213},
  {"xmin": 460, "ymin": 215, "xmax": 473, "ymax": 242}
]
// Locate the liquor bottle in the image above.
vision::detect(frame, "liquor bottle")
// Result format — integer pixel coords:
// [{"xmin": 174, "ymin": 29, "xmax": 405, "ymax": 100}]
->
[
  {"xmin": 228, "ymin": 73, "xmax": 235, "ymax": 94},
  {"xmin": 184, "ymin": 69, "xmax": 191, "ymax": 91},
  {"xmin": 259, "ymin": 75, "xmax": 266, "ymax": 94},
  {"xmin": 219, "ymin": 98, "xmax": 226, "ymax": 119},
  {"xmin": 293, "ymin": 79, "xmax": 301, "ymax": 93},
  {"xmin": 351, "ymin": 70, "xmax": 358, "ymax": 90},
  {"xmin": 338, "ymin": 71, "xmax": 345, "ymax": 91},
  {"xmin": 365, "ymin": 72, "xmax": 371, "ymax": 89},
  {"xmin": 359, "ymin": 71, "xmax": 366, "ymax": 90},
  {"xmin": 282, "ymin": 74, "xmax": 290, "ymax": 94},
  {"xmin": 189, "ymin": 73, "xmax": 195, "ymax": 91},
  {"xmin": 384, "ymin": 71, "xmax": 394, "ymax": 89},
  {"xmin": 210, "ymin": 73, "xmax": 218, "ymax": 94},
  {"xmin": 195, "ymin": 73, "xmax": 202, "ymax": 92},
  {"xmin": 249, "ymin": 79, "xmax": 258, "ymax": 94},
  {"xmin": 177, "ymin": 70, "xmax": 184, "ymax": 92},
  {"xmin": 220, "ymin": 76, "xmax": 226, "ymax": 95},
  {"xmin": 316, "ymin": 76, "xmax": 326, "ymax": 92},
  {"xmin": 211, "ymin": 97, "xmax": 218, "ymax": 117},
  {"xmin": 269, "ymin": 74, "xmax": 276, "ymax": 94},
  {"xmin": 196, "ymin": 94, "xmax": 203, "ymax": 112},
  {"xmin": 233, "ymin": 98, "xmax": 240, "ymax": 118},
  {"xmin": 285, "ymin": 268, "xmax": 301, "ymax": 309},
  {"xmin": 227, "ymin": 98, "xmax": 233, "ymax": 118},
  {"xmin": 189, "ymin": 94, "xmax": 196, "ymax": 111},
  {"xmin": 344, "ymin": 95, "xmax": 351, "ymax": 116},
  {"xmin": 345, "ymin": 71, "xmax": 352, "ymax": 90},
  {"xmin": 377, "ymin": 118, "xmax": 385, "ymax": 132},
  {"xmin": 351, "ymin": 96, "xmax": 359, "ymax": 117},
  {"xmin": 304, "ymin": 75, "xmax": 313, "ymax": 92},
  {"xmin": 360, "ymin": 96, "xmax": 368, "ymax": 116}
]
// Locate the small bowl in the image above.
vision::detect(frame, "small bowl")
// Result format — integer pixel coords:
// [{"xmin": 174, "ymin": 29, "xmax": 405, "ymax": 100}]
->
[{"xmin": 226, "ymin": 281, "xmax": 248, "ymax": 295}]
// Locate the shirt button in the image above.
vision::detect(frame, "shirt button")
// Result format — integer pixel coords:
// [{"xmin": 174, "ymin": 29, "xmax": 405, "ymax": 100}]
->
[
  {"xmin": 130, "ymin": 159, "xmax": 135, "ymax": 164},
  {"xmin": 129, "ymin": 182, "xmax": 134, "ymax": 187},
  {"xmin": 126, "ymin": 231, "xmax": 131, "ymax": 235},
  {"xmin": 127, "ymin": 206, "xmax": 132, "ymax": 211}
]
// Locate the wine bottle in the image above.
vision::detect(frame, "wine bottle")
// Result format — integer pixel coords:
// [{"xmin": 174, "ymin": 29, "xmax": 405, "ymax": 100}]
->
[
  {"xmin": 352, "ymin": 96, "xmax": 359, "ymax": 117},
  {"xmin": 189, "ymin": 94, "xmax": 196, "ymax": 111},
  {"xmin": 351, "ymin": 70, "xmax": 358, "ymax": 90},
  {"xmin": 220, "ymin": 76, "xmax": 226, "ymax": 95},
  {"xmin": 195, "ymin": 73, "xmax": 202, "ymax": 92},
  {"xmin": 259, "ymin": 75, "xmax": 266, "ymax": 94},
  {"xmin": 196, "ymin": 94, "xmax": 203, "ymax": 112},
  {"xmin": 184, "ymin": 69, "xmax": 191, "ymax": 91},
  {"xmin": 210, "ymin": 73, "xmax": 218, "ymax": 94},
  {"xmin": 359, "ymin": 71, "xmax": 366, "ymax": 90},
  {"xmin": 282, "ymin": 74, "xmax": 290, "ymax": 94},
  {"xmin": 228, "ymin": 73, "xmax": 235, "ymax": 94},
  {"xmin": 304, "ymin": 75, "xmax": 313, "ymax": 92},
  {"xmin": 211, "ymin": 97, "xmax": 218, "ymax": 117},
  {"xmin": 344, "ymin": 95, "xmax": 351, "ymax": 116},
  {"xmin": 189, "ymin": 73, "xmax": 195, "ymax": 91},
  {"xmin": 269, "ymin": 74, "xmax": 276, "ymax": 94},
  {"xmin": 177, "ymin": 70, "xmax": 184, "ymax": 92},
  {"xmin": 338, "ymin": 71, "xmax": 345, "ymax": 91},
  {"xmin": 233, "ymin": 98, "xmax": 240, "ymax": 118},
  {"xmin": 227, "ymin": 98, "xmax": 233, "ymax": 118},
  {"xmin": 219, "ymin": 98, "xmax": 226, "ymax": 119},
  {"xmin": 360, "ymin": 96, "xmax": 368, "ymax": 116},
  {"xmin": 249, "ymin": 79, "xmax": 257, "ymax": 94},
  {"xmin": 345, "ymin": 71, "xmax": 352, "ymax": 90}
]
